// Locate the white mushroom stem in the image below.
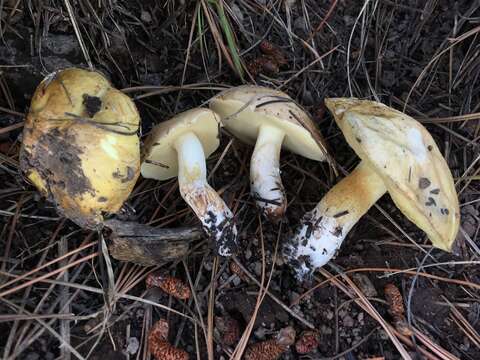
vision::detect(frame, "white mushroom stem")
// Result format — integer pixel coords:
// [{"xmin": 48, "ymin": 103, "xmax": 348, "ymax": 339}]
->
[
  {"xmin": 173, "ymin": 131, "xmax": 237, "ymax": 256},
  {"xmin": 250, "ymin": 124, "xmax": 286, "ymax": 221},
  {"xmin": 284, "ymin": 161, "xmax": 387, "ymax": 277}
]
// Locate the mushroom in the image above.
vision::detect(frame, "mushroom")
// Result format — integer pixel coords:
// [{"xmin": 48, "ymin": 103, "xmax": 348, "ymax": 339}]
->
[
  {"xmin": 209, "ymin": 85, "xmax": 328, "ymax": 221},
  {"xmin": 140, "ymin": 108, "xmax": 237, "ymax": 256},
  {"xmin": 20, "ymin": 68, "xmax": 141, "ymax": 229},
  {"xmin": 283, "ymin": 98, "xmax": 460, "ymax": 277}
]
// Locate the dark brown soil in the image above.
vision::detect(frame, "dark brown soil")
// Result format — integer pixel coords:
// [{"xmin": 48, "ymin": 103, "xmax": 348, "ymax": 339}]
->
[{"xmin": 1, "ymin": 1, "xmax": 480, "ymax": 359}]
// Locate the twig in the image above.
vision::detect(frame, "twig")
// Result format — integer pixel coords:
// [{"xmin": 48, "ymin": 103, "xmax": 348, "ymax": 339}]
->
[{"xmin": 59, "ymin": 235, "xmax": 71, "ymax": 360}]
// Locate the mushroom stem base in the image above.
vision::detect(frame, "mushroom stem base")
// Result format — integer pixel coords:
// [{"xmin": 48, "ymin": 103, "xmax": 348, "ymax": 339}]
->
[
  {"xmin": 174, "ymin": 132, "xmax": 237, "ymax": 256},
  {"xmin": 250, "ymin": 124, "xmax": 286, "ymax": 221},
  {"xmin": 284, "ymin": 161, "xmax": 387, "ymax": 277}
]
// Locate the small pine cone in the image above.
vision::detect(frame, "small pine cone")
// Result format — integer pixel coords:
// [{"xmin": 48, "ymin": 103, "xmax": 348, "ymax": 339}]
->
[
  {"xmin": 230, "ymin": 261, "xmax": 247, "ymax": 281},
  {"xmin": 244, "ymin": 340, "xmax": 286, "ymax": 360},
  {"xmin": 259, "ymin": 40, "xmax": 276, "ymax": 55},
  {"xmin": 244, "ymin": 326, "xmax": 295, "ymax": 360},
  {"xmin": 247, "ymin": 57, "xmax": 279, "ymax": 76},
  {"xmin": 384, "ymin": 284, "xmax": 412, "ymax": 336},
  {"xmin": 149, "ymin": 339, "xmax": 189, "ymax": 360},
  {"xmin": 295, "ymin": 330, "xmax": 320, "ymax": 354},
  {"xmin": 149, "ymin": 319, "xmax": 169, "ymax": 341},
  {"xmin": 216, "ymin": 316, "xmax": 240, "ymax": 346},
  {"xmin": 259, "ymin": 40, "xmax": 287, "ymax": 66},
  {"xmin": 384, "ymin": 284, "xmax": 405, "ymax": 318},
  {"xmin": 146, "ymin": 272, "xmax": 191, "ymax": 300},
  {"xmin": 149, "ymin": 320, "xmax": 189, "ymax": 360}
]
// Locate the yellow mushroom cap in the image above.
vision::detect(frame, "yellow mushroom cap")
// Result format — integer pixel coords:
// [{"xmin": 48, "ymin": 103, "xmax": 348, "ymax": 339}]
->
[
  {"xmin": 20, "ymin": 68, "xmax": 141, "ymax": 229},
  {"xmin": 209, "ymin": 85, "xmax": 328, "ymax": 161},
  {"xmin": 141, "ymin": 108, "xmax": 221, "ymax": 180},
  {"xmin": 325, "ymin": 98, "xmax": 460, "ymax": 251}
]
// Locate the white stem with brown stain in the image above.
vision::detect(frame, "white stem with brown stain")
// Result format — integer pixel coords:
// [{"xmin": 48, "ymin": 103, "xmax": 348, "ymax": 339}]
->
[
  {"xmin": 174, "ymin": 131, "xmax": 237, "ymax": 256},
  {"xmin": 284, "ymin": 161, "xmax": 387, "ymax": 277},
  {"xmin": 250, "ymin": 124, "xmax": 286, "ymax": 221}
]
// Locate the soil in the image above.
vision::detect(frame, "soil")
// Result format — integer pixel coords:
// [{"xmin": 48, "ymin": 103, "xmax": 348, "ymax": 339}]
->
[{"xmin": 1, "ymin": 1, "xmax": 480, "ymax": 360}]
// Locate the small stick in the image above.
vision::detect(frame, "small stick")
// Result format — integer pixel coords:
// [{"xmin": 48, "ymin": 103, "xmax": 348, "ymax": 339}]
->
[
  {"xmin": 105, "ymin": 220, "xmax": 203, "ymax": 266},
  {"xmin": 59, "ymin": 235, "xmax": 71, "ymax": 360}
]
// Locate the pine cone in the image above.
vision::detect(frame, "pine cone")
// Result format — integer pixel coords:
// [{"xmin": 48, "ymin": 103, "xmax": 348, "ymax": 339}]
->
[
  {"xmin": 384, "ymin": 284, "xmax": 404, "ymax": 318},
  {"xmin": 295, "ymin": 330, "xmax": 320, "ymax": 354},
  {"xmin": 229, "ymin": 261, "xmax": 248, "ymax": 281},
  {"xmin": 149, "ymin": 339, "xmax": 189, "ymax": 360},
  {"xmin": 259, "ymin": 40, "xmax": 276, "ymax": 55},
  {"xmin": 259, "ymin": 40, "xmax": 287, "ymax": 66},
  {"xmin": 244, "ymin": 326, "xmax": 295, "ymax": 360},
  {"xmin": 244, "ymin": 340, "xmax": 286, "ymax": 360},
  {"xmin": 216, "ymin": 316, "xmax": 240, "ymax": 346},
  {"xmin": 146, "ymin": 272, "xmax": 191, "ymax": 300},
  {"xmin": 149, "ymin": 319, "xmax": 169, "ymax": 341},
  {"xmin": 148, "ymin": 319, "xmax": 189, "ymax": 360},
  {"xmin": 384, "ymin": 284, "xmax": 412, "ymax": 336}
]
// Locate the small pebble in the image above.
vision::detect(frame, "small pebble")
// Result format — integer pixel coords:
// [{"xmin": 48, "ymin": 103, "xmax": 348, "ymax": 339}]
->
[
  {"xmin": 126, "ymin": 337, "xmax": 139, "ymax": 355},
  {"xmin": 231, "ymin": 3, "xmax": 244, "ymax": 23},
  {"xmin": 254, "ymin": 262, "xmax": 262, "ymax": 276},
  {"xmin": 320, "ymin": 325, "xmax": 332, "ymax": 335},
  {"xmin": 378, "ymin": 329, "xmax": 389, "ymax": 340},
  {"xmin": 254, "ymin": 326, "xmax": 267, "ymax": 340},
  {"xmin": 294, "ymin": 16, "xmax": 307, "ymax": 31},
  {"xmin": 232, "ymin": 275, "xmax": 241, "ymax": 286},
  {"xmin": 140, "ymin": 10, "xmax": 152, "ymax": 23},
  {"xmin": 325, "ymin": 309, "xmax": 334, "ymax": 320},
  {"xmin": 204, "ymin": 261, "xmax": 213, "ymax": 271},
  {"xmin": 358, "ymin": 312, "xmax": 364, "ymax": 324},
  {"xmin": 343, "ymin": 315, "xmax": 354, "ymax": 327},
  {"xmin": 275, "ymin": 256, "xmax": 284, "ymax": 266}
]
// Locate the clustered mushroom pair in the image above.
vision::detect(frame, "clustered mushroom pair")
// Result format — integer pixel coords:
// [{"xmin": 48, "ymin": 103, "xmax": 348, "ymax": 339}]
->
[
  {"xmin": 20, "ymin": 68, "xmax": 460, "ymax": 278},
  {"xmin": 20, "ymin": 68, "xmax": 236, "ymax": 256}
]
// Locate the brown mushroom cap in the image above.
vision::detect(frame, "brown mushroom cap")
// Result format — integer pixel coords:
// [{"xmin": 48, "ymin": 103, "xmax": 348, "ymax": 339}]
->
[
  {"xmin": 141, "ymin": 108, "xmax": 221, "ymax": 180},
  {"xmin": 209, "ymin": 85, "xmax": 327, "ymax": 161},
  {"xmin": 20, "ymin": 68, "xmax": 140, "ymax": 229},
  {"xmin": 325, "ymin": 98, "xmax": 460, "ymax": 251}
]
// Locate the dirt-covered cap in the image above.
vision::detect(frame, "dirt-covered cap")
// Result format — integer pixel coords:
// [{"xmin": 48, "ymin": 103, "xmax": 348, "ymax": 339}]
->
[{"xmin": 20, "ymin": 68, "xmax": 140, "ymax": 229}]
